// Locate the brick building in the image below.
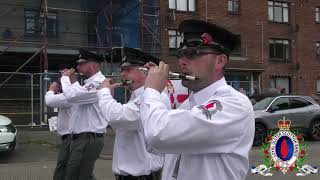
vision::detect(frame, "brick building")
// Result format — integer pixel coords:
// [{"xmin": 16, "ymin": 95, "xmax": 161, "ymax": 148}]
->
[
  {"xmin": 160, "ymin": 0, "xmax": 320, "ymax": 97},
  {"xmin": 1, "ymin": 0, "xmax": 320, "ymax": 125}
]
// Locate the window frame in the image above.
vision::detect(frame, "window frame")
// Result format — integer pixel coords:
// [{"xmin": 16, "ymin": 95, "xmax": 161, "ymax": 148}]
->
[
  {"xmin": 24, "ymin": 8, "xmax": 58, "ymax": 37},
  {"xmin": 168, "ymin": 29, "xmax": 182, "ymax": 50},
  {"xmin": 268, "ymin": 1, "xmax": 289, "ymax": 23},
  {"xmin": 270, "ymin": 76, "xmax": 291, "ymax": 94},
  {"xmin": 316, "ymin": 7, "xmax": 320, "ymax": 23},
  {"xmin": 231, "ymin": 35, "xmax": 241, "ymax": 56},
  {"xmin": 269, "ymin": 38, "xmax": 291, "ymax": 61},
  {"xmin": 228, "ymin": 0, "xmax": 240, "ymax": 14},
  {"xmin": 24, "ymin": 9, "xmax": 39, "ymax": 35},
  {"xmin": 41, "ymin": 12, "xmax": 58, "ymax": 37},
  {"xmin": 316, "ymin": 42, "xmax": 320, "ymax": 59},
  {"xmin": 317, "ymin": 80, "xmax": 320, "ymax": 95},
  {"xmin": 168, "ymin": 0, "xmax": 196, "ymax": 12}
]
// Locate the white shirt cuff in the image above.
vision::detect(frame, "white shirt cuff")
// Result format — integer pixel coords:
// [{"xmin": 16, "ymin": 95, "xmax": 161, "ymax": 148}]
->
[
  {"xmin": 46, "ymin": 91, "xmax": 54, "ymax": 95},
  {"xmin": 144, "ymin": 88, "xmax": 161, "ymax": 101},
  {"xmin": 61, "ymin": 76, "xmax": 71, "ymax": 84},
  {"xmin": 97, "ymin": 88, "xmax": 111, "ymax": 97}
]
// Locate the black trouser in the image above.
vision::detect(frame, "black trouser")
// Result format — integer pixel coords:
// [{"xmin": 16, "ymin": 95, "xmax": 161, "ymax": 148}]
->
[
  {"xmin": 115, "ymin": 170, "xmax": 162, "ymax": 180},
  {"xmin": 53, "ymin": 134, "xmax": 71, "ymax": 180},
  {"xmin": 65, "ymin": 132, "xmax": 104, "ymax": 180}
]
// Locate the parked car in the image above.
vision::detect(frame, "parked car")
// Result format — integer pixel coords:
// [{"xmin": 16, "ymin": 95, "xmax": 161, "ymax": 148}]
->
[
  {"xmin": 0, "ymin": 115, "xmax": 17, "ymax": 152},
  {"xmin": 250, "ymin": 94, "xmax": 320, "ymax": 146}
]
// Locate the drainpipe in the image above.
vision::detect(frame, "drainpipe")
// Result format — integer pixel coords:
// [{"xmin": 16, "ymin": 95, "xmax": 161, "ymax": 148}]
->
[
  {"xmin": 256, "ymin": 21, "xmax": 264, "ymax": 64},
  {"xmin": 205, "ymin": 0, "xmax": 208, "ymax": 21}
]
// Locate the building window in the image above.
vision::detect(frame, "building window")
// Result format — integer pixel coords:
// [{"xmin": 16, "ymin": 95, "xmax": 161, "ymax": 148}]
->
[
  {"xmin": 228, "ymin": 0, "xmax": 240, "ymax": 13},
  {"xmin": 42, "ymin": 13, "xmax": 57, "ymax": 37},
  {"xmin": 316, "ymin": 7, "xmax": 320, "ymax": 23},
  {"xmin": 169, "ymin": 0, "xmax": 195, "ymax": 12},
  {"xmin": 231, "ymin": 35, "xmax": 241, "ymax": 56},
  {"xmin": 268, "ymin": 1, "xmax": 289, "ymax": 23},
  {"xmin": 316, "ymin": 42, "xmax": 320, "ymax": 59},
  {"xmin": 24, "ymin": 9, "xmax": 57, "ymax": 37},
  {"xmin": 269, "ymin": 39, "xmax": 290, "ymax": 61},
  {"xmin": 270, "ymin": 77, "xmax": 290, "ymax": 94},
  {"xmin": 168, "ymin": 30, "xmax": 182, "ymax": 49},
  {"xmin": 317, "ymin": 80, "xmax": 320, "ymax": 94},
  {"xmin": 25, "ymin": 10, "xmax": 38, "ymax": 34}
]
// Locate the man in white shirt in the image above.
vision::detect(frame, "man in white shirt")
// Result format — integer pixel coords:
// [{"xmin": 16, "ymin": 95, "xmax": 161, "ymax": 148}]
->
[
  {"xmin": 61, "ymin": 49, "xmax": 107, "ymax": 180},
  {"xmin": 45, "ymin": 80, "xmax": 77, "ymax": 180},
  {"xmin": 140, "ymin": 20, "xmax": 255, "ymax": 180},
  {"xmin": 97, "ymin": 47, "xmax": 170, "ymax": 180}
]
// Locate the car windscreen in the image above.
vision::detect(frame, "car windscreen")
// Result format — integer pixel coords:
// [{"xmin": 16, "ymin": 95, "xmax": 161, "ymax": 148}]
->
[{"xmin": 253, "ymin": 97, "xmax": 276, "ymax": 110}]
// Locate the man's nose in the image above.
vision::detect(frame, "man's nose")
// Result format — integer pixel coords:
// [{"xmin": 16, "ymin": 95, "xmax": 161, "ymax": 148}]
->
[
  {"xmin": 120, "ymin": 71, "xmax": 126, "ymax": 77},
  {"xmin": 178, "ymin": 58, "xmax": 189, "ymax": 68}
]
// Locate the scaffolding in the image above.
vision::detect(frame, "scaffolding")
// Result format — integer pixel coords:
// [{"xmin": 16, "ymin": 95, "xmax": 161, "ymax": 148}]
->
[
  {"xmin": 0, "ymin": 0, "xmax": 160, "ymax": 72},
  {"xmin": 96, "ymin": 0, "xmax": 160, "ymax": 57},
  {"xmin": 0, "ymin": 0, "xmax": 161, "ymax": 126}
]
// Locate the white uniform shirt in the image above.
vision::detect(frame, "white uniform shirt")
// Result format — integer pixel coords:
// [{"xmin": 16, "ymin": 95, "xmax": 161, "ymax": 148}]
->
[
  {"xmin": 98, "ymin": 86, "xmax": 171, "ymax": 176},
  {"xmin": 140, "ymin": 78, "xmax": 255, "ymax": 180},
  {"xmin": 45, "ymin": 91, "xmax": 77, "ymax": 136},
  {"xmin": 61, "ymin": 71, "xmax": 107, "ymax": 134}
]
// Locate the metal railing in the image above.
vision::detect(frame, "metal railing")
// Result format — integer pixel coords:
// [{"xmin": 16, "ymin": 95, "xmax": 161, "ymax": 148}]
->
[{"xmin": 0, "ymin": 72, "xmax": 124, "ymax": 127}]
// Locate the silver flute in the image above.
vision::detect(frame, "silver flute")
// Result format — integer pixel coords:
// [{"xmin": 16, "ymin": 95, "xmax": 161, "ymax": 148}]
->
[
  {"xmin": 95, "ymin": 80, "xmax": 134, "ymax": 87},
  {"xmin": 119, "ymin": 80, "xmax": 134, "ymax": 86},
  {"xmin": 138, "ymin": 67, "xmax": 198, "ymax": 81}
]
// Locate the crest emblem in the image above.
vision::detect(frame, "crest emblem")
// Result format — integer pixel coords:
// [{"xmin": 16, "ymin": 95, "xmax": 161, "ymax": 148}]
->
[
  {"xmin": 251, "ymin": 117, "xmax": 318, "ymax": 176},
  {"xmin": 133, "ymin": 100, "xmax": 140, "ymax": 108},
  {"xmin": 197, "ymin": 100, "xmax": 222, "ymax": 120},
  {"xmin": 85, "ymin": 83, "xmax": 94, "ymax": 91}
]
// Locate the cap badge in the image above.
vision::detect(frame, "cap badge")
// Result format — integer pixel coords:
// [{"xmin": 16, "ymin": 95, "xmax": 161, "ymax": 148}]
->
[
  {"xmin": 201, "ymin": 33, "xmax": 213, "ymax": 45},
  {"xmin": 122, "ymin": 56, "xmax": 126, "ymax": 62}
]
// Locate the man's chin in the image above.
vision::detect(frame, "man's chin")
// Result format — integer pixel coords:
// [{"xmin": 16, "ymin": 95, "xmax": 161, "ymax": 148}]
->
[{"xmin": 181, "ymin": 80, "xmax": 190, "ymax": 88}]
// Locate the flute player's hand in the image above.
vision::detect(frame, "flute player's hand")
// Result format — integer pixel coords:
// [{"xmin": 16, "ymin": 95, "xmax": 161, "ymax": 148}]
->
[
  {"xmin": 98, "ymin": 78, "xmax": 121, "ymax": 90},
  {"xmin": 144, "ymin": 61, "xmax": 169, "ymax": 92}
]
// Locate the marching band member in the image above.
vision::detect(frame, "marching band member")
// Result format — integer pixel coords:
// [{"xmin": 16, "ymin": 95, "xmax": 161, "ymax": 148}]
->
[
  {"xmin": 45, "ymin": 77, "xmax": 77, "ymax": 180},
  {"xmin": 61, "ymin": 49, "xmax": 107, "ymax": 180},
  {"xmin": 140, "ymin": 20, "xmax": 255, "ymax": 180},
  {"xmin": 97, "ymin": 47, "xmax": 171, "ymax": 180}
]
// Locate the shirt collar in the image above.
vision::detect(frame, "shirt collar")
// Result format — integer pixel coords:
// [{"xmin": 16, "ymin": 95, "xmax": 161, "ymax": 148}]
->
[
  {"xmin": 190, "ymin": 77, "xmax": 227, "ymax": 106},
  {"xmin": 130, "ymin": 86, "xmax": 144, "ymax": 100},
  {"xmin": 84, "ymin": 71, "xmax": 103, "ymax": 84}
]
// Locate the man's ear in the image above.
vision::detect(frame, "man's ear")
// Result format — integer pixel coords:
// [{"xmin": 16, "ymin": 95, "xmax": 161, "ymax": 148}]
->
[{"xmin": 215, "ymin": 54, "xmax": 228, "ymax": 68}]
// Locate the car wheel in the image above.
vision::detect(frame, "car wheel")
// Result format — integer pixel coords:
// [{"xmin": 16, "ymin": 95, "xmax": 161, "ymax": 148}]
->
[
  {"xmin": 310, "ymin": 119, "xmax": 320, "ymax": 141},
  {"xmin": 8, "ymin": 137, "xmax": 16, "ymax": 152},
  {"xmin": 253, "ymin": 123, "xmax": 266, "ymax": 146}
]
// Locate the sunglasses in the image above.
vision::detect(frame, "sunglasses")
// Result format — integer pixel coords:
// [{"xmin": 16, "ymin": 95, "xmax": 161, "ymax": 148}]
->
[{"xmin": 175, "ymin": 47, "xmax": 221, "ymax": 60}]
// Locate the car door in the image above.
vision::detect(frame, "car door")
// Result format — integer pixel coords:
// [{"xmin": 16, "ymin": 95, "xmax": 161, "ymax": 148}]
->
[
  {"xmin": 266, "ymin": 97, "xmax": 291, "ymax": 129},
  {"xmin": 288, "ymin": 97, "xmax": 314, "ymax": 129}
]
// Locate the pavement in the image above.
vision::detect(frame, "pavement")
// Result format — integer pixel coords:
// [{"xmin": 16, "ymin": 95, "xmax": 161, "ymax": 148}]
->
[
  {"xmin": 0, "ymin": 159, "xmax": 115, "ymax": 180},
  {"xmin": 0, "ymin": 127, "xmax": 319, "ymax": 180},
  {"xmin": 0, "ymin": 127, "xmax": 116, "ymax": 180}
]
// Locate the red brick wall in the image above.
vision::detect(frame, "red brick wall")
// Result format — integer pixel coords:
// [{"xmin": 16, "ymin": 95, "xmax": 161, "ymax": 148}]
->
[{"xmin": 160, "ymin": 0, "xmax": 320, "ymax": 96}]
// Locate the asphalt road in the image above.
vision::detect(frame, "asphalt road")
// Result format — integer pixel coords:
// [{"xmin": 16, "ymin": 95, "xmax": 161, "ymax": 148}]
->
[{"xmin": 0, "ymin": 129, "xmax": 319, "ymax": 180}]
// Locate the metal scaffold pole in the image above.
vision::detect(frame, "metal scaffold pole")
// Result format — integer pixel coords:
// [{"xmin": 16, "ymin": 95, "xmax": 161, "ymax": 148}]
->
[{"xmin": 40, "ymin": 0, "xmax": 49, "ymax": 72}]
